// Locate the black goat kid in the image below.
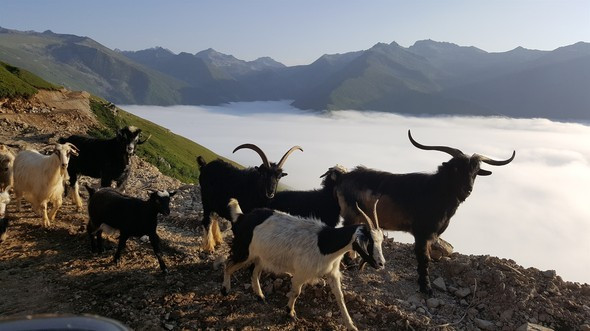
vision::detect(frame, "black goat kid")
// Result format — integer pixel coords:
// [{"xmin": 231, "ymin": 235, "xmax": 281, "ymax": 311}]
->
[
  {"xmin": 86, "ymin": 185, "xmax": 176, "ymax": 273},
  {"xmin": 337, "ymin": 130, "xmax": 515, "ymax": 295},
  {"xmin": 197, "ymin": 144, "xmax": 302, "ymax": 252},
  {"xmin": 59, "ymin": 126, "xmax": 150, "ymax": 211}
]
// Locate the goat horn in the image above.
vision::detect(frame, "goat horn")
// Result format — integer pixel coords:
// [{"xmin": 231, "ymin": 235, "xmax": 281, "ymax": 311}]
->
[
  {"xmin": 475, "ymin": 150, "xmax": 516, "ymax": 166},
  {"xmin": 138, "ymin": 134, "xmax": 152, "ymax": 145},
  {"xmin": 372, "ymin": 199, "xmax": 381, "ymax": 230},
  {"xmin": 65, "ymin": 142, "xmax": 79, "ymax": 152},
  {"xmin": 277, "ymin": 146, "xmax": 303, "ymax": 168},
  {"xmin": 355, "ymin": 202, "xmax": 375, "ymax": 230},
  {"xmin": 408, "ymin": 130, "xmax": 463, "ymax": 157},
  {"xmin": 233, "ymin": 144, "xmax": 270, "ymax": 168}
]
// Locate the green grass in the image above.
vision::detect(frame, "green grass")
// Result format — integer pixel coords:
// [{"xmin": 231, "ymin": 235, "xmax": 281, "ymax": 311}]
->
[
  {"xmin": 0, "ymin": 61, "xmax": 60, "ymax": 98},
  {"xmin": 88, "ymin": 98, "xmax": 236, "ymax": 183}
]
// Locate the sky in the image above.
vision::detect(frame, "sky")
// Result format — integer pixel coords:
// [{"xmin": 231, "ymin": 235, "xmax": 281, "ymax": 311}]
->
[
  {"xmin": 124, "ymin": 101, "xmax": 590, "ymax": 284},
  {"xmin": 1, "ymin": 0, "xmax": 589, "ymax": 66}
]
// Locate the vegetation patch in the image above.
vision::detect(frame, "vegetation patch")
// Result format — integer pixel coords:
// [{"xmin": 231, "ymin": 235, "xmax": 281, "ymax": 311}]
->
[{"xmin": 0, "ymin": 61, "xmax": 60, "ymax": 98}]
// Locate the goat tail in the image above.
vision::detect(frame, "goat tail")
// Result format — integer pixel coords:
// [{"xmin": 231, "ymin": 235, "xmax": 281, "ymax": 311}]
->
[
  {"xmin": 196, "ymin": 156, "xmax": 207, "ymax": 169},
  {"xmin": 227, "ymin": 198, "xmax": 243, "ymax": 223},
  {"xmin": 84, "ymin": 184, "xmax": 96, "ymax": 198}
]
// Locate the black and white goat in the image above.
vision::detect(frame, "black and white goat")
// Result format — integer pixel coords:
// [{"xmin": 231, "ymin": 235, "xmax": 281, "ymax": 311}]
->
[
  {"xmin": 0, "ymin": 185, "xmax": 11, "ymax": 243},
  {"xmin": 13, "ymin": 143, "xmax": 79, "ymax": 227},
  {"xmin": 197, "ymin": 144, "xmax": 302, "ymax": 252},
  {"xmin": 336, "ymin": 130, "xmax": 515, "ymax": 295},
  {"xmin": 59, "ymin": 126, "xmax": 150, "ymax": 210},
  {"xmin": 222, "ymin": 199, "xmax": 385, "ymax": 331},
  {"xmin": 86, "ymin": 185, "xmax": 176, "ymax": 273},
  {"xmin": 268, "ymin": 165, "xmax": 347, "ymax": 227}
]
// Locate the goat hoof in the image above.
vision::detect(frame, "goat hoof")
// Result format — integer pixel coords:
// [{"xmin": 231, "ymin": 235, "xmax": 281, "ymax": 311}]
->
[
  {"xmin": 256, "ymin": 296, "xmax": 267, "ymax": 304},
  {"xmin": 418, "ymin": 287, "xmax": 434, "ymax": 297},
  {"xmin": 220, "ymin": 286, "xmax": 229, "ymax": 296},
  {"xmin": 161, "ymin": 268, "xmax": 169, "ymax": 275}
]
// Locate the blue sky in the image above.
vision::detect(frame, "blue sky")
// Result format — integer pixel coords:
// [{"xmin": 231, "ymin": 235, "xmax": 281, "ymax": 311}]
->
[{"xmin": 1, "ymin": 0, "xmax": 589, "ymax": 65}]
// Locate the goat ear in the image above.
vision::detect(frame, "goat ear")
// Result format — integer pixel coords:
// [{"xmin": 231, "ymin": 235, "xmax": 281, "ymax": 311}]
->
[
  {"xmin": 478, "ymin": 169, "xmax": 492, "ymax": 176},
  {"xmin": 281, "ymin": 172, "xmax": 288, "ymax": 178}
]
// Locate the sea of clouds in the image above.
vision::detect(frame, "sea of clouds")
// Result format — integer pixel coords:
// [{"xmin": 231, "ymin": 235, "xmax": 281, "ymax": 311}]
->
[{"xmin": 124, "ymin": 101, "xmax": 590, "ymax": 284}]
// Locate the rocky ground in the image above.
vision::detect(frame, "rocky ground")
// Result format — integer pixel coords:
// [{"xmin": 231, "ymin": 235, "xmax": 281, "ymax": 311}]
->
[{"xmin": 1, "ymin": 92, "xmax": 589, "ymax": 330}]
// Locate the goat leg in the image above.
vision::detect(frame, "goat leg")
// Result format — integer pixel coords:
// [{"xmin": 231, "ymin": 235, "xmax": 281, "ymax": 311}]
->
[
  {"xmin": 251, "ymin": 262, "xmax": 266, "ymax": 302},
  {"xmin": 149, "ymin": 232, "xmax": 168, "ymax": 273},
  {"xmin": 113, "ymin": 234, "xmax": 129, "ymax": 266},
  {"xmin": 328, "ymin": 272, "xmax": 358, "ymax": 331},
  {"xmin": 286, "ymin": 276, "xmax": 305, "ymax": 320},
  {"xmin": 414, "ymin": 237, "xmax": 433, "ymax": 296}
]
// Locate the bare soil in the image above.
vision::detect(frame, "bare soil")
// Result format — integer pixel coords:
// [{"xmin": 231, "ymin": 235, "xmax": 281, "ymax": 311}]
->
[{"xmin": 1, "ymin": 92, "xmax": 589, "ymax": 330}]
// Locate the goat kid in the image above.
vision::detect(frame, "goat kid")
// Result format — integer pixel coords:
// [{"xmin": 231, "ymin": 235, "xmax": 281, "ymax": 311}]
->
[
  {"xmin": 197, "ymin": 144, "xmax": 302, "ymax": 252},
  {"xmin": 13, "ymin": 143, "xmax": 79, "ymax": 227},
  {"xmin": 337, "ymin": 130, "xmax": 515, "ymax": 295},
  {"xmin": 86, "ymin": 185, "xmax": 176, "ymax": 273},
  {"xmin": 59, "ymin": 126, "xmax": 150, "ymax": 211},
  {"xmin": 222, "ymin": 199, "xmax": 385, "ymax": 331}
]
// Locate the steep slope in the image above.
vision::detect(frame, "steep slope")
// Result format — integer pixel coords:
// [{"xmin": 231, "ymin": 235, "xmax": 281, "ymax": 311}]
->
[{"xmin": 0, "ymin": 28, "xmax": 185, "ymax": 105}]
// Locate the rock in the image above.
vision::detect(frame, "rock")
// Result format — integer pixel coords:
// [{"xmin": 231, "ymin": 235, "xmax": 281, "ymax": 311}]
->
[
  {"xmin": 163, "ymin": 323, "xmax": 174, "ymax": 330},
  {"xmin": 542, "ymin": 270, "xmax": 556, "ymax": 278},
  {"xmin": 500, "ymin": 309, "xmax": 514, "ymax": 321},
  {"xmin": 475, "ymin": 318, "xmax": 495, "ymax": 330},
  {"xmin": 406, "ymin": 294, "xmax": 424, "ymax": 306},
  {"xmin": 426, "ymin": 298, "xmax": 440, "ymax": 308},
  {"xmin": 273, "ymin": 278, "xmax": 283, "ymax": 290},
  {"xmin": 430, "ymin": 238, "xmax": 454, "ymax": 260},
  {"xmin": 455, "ymin": 287, "xmax": 471, "ymax": 298},
  {"xmin": 516, "ymin": 322, "xmax": 553, "ymax": 331},
  {"xmin": 432, "ymin": 277, "xmax": 447, "ymax": 292},
  {"xmin": 579, "ymin": 324, "xmax": 590, "ymax": 331}
]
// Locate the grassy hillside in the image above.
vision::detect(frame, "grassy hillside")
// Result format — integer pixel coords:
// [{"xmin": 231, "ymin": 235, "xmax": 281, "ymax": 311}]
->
[
  {"xmin": 0, "ymin": 60, "xmax": 60, "ymax": 98},
  {"xmin": 88, "ymin": 98, "xmax": 235, "ymax": 183}
]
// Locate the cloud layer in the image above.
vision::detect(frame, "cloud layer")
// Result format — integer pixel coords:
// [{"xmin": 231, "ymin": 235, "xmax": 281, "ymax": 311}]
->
[{"xmin": 124, "ymin": 101, "xmax": 590, "ymax": 284}]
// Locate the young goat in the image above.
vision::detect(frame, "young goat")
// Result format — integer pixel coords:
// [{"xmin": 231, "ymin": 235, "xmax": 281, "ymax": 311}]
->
[
  {"xmin": 59, "ymin": 126, "xmax": 150, "ymax": 210},
  {"xmin": 0, "ymin": 144, "xmax": 15, "ymax": 190},
  {"xmin": 0, "ymin": 185, "xmax": 11, "ymax": 243},
  {"xmin": 268, "ymin": 165, "xmax": 347, "ymax": 227},
  {"xmin": 13, "ymin": 143, "xmax": 79, "ymax": 227},
  {"xmin": 197, "ymin": 143, "xmax": 302, "ymax": 252},
  {"xmin": 86, "ymin": 186, "xmax": 176, "ymax": 273},
  {"xmin": 336, "ymin": 130, "xmax": 515, "ymax": 295},
  {"xmin": 222, "ymin": 199, "xmax": 385, "ymax": 331}
]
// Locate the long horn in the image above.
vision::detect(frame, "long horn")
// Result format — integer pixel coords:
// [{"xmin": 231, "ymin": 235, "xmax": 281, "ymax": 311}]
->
[
  {"xmin": 356, "ymin": 202, "xmax": 375, "ymax": 229},
  {"xmin": 277, "ymin": 146, "xmax": 303, "ymax": 168},
  {"xmin": 408, "ymin": 130, "xmax": 463, "ymax": 157},
  {"xmin": 138, "ymin": 134, "xmax": 152, "ymax": 145},
  {"xmin": 65, "ymin": 142, "xmax": 79, "ymax": 153},
  {"xmin": 475, "ymin": 151, "xmax": 516, "ymax": 166},
  {"xmin": 233, "ymin": 143, "xmax": 270, "ymax": 167},
  {"xmin": 372, "ymin": 199, "xmax": 380, "ymax": 230}
]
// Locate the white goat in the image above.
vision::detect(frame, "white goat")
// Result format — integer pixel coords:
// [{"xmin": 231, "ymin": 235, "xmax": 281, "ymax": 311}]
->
[
  {"xmin": 13, "ymin": 143, "xmax": 79, "ymax": 227},
  {"xmin": 0, "ymin": 144, "xmax": 15, "ymax": 190},
  {"xmin": 222, "ymin": 199, "xmax": 385, "ymax": 331}
]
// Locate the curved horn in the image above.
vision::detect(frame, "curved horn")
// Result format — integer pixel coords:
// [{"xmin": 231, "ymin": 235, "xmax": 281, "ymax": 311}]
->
[
  {"xmin": 277, "ymin": 146, "xmax": 303, "ymax": 168},
  {"xmin": 372, "ymin": 199, "xmax": 380, "ymax": 230},
  {"xmin": 65, "ymin": 142, "xmax": 79, "ymax": 153},
  {"xmin": 408, "ymin": 130, "xmax": 463, "ymax": 157},
  {"xmin": 475, "ymin": 150, "xmax": 516, "ymax": 166},
  {"xmin": 356, "ymin": 202, "xmax": 375, "ymax": 230},
  {"xmin": 233, "ymin": 144, "xmax": 270, "ymax": 168},
  {"xmin": 138, "ymin": 133, "xmax": 152, "ymax": 145}
]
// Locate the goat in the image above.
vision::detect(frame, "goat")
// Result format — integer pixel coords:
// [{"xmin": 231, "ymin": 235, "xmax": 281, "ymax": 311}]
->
[
  {"xmin": 222, "ymin": 199, "xmax": 384, "ymax": 331},
  {"xmin": 197, "ymin": 143, "xmax": 302, "ymax": 252},
  {"xmin": 268, "ymin": 165, "xmax": 347, "ymax": 227},
  {"xmin": 58, "ymin": 126, "xmax": 150, "ymax": 211},
  {"xmin": 86, "ymin": 185, "xmax": 176, "ymax": 273},
  {"xmin": 13, "ymin": 143, "xmax": 79, "ymax": 227},
  {"xmin": 0, "ymin": 144, "xmax": 15, "ymax": 190},
  {"xmin": 0, "ymin": 185, "xmax": 11, "ymax": 243},
  {"xmin": 336, "ymin": 130, "xmax": 515, "ymax": 295}
]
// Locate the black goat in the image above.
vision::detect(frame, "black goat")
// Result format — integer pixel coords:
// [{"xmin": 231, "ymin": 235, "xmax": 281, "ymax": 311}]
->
[
  {"xmin": 197, "ymin": 143, "xmax": 302, "ymax": 252},
  {"xmin": 86, "ymin": 185, "xmax": 176, "ymax": 273},
  {"xmin": 59, "ymin": 126, "xmax": 150, "ymax": 211},
  {"xmin": 336, "ymin": 130, "xmax": 515, "ymax": 295},
  {"xmin": 268, "ymin": 165, "xmax": 347, "ymax": 227}
]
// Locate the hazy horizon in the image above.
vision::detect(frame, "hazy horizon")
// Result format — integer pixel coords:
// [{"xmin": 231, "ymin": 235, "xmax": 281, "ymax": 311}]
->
[
  {"xmin": 2, "ymin": 0, "xmax": 589, "ymax": 66},
  {"xmin": 124, "ymin": 101, "xmax": 590, "ymax": 284}
]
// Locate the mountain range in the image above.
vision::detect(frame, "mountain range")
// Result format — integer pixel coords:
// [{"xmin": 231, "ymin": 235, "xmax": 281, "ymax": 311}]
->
[{"xmin": 0, "ymin": 27, "xmax": 588, "ymax": 120}]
